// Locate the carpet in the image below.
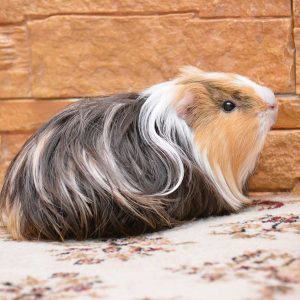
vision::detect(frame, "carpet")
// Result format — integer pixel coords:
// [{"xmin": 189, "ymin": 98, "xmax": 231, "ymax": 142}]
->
[{"xmin": 0, "ymin": 194, "xmax": 299, "ymax": 300}]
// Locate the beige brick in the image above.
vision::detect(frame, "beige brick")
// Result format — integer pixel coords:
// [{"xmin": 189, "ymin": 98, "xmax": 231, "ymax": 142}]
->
[
  {"xmin": 249, "ymin": 130, "xmax": 300, "ymax": 191},
  {"xmin": 0, "ymin": 134, "xmax": 31, "ymax": 185},
  {"xmin": 0, "ymin": 0, "xmax": 291, "ymax": 23},
  {"xmin": 293, "ymin": 0, "xmax": 300, "ymax": 27},
  {"xmin": 0, "ymin": 100, "xmax": 75, "ymax": 131},
  {"xmin": 275, "ymin": 96, "xmax": 300, "ymax": 129},
  {"xmin": 0, "ymin": 26, "xmax": 31, "ymax": 98},
  {"xmin": 28, "ymin": 16, "xmax": 294, "ymax": 98},
  {"xmin": 294, "ymin": 28, "xmax": 300, "ymax": 94}
]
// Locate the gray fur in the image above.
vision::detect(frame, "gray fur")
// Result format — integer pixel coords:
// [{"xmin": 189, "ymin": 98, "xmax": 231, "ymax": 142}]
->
[{"xmin": 0, "ymin": 93, "xmax": 231, "ymax": 240}]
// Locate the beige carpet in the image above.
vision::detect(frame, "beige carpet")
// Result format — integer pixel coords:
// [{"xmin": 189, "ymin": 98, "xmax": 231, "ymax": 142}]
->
[{"xmin": 0, "ymin": 194, "xmax": 299, "ymax": 300}]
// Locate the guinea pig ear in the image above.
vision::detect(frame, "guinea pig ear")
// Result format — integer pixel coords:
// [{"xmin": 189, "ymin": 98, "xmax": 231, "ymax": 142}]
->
[
  {"xmin": 174, "ymin": 91, "xmax": 195, "ymax": 125},
  {"xmin": 180, "ymin": 65, "xmax": 205, "ymax": 76}
]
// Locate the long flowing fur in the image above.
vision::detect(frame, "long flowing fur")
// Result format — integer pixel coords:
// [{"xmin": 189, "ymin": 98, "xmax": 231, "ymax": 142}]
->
[
  {"xmin": 0, "ymin": 68, "xmax": 277, "ymax": 240},
  {"xmin": 0, "ymin": 92, "xmax": 229, "ymax": 240}
]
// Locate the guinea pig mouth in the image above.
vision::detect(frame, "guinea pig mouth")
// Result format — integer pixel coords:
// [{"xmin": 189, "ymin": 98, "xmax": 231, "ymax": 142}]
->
[{"xmin": 259, "ymin": 106, "xmax": 278, "ymax": 133}]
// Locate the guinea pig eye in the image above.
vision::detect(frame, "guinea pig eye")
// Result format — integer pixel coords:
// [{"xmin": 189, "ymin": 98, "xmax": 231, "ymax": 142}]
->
[{"xmin": 222, "ymin": 100, "xmax": 236, "ymax": 112}]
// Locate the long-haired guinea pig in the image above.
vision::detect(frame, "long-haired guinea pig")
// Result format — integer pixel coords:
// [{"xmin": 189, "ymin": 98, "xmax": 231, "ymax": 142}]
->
[{"xmin": 0, "ymin": 66, "xmax": 278, "ymax": 241}]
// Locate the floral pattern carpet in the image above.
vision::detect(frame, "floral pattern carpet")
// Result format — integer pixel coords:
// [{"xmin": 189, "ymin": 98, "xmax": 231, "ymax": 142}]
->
[{"xmin": 0, "ymin": 194, "xmax": 299, "ymax": 300}]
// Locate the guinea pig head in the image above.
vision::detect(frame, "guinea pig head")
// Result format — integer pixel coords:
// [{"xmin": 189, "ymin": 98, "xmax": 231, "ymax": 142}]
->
[{"xmin": 174, "ymin": 66, "xmax": 277, "ymax": 209}]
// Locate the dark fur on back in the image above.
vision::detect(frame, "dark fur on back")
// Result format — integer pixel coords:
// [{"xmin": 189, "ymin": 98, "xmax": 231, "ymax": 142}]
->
[{"xmin": 0, "ymin": 93, "xmax": 230, "ymax": 240}]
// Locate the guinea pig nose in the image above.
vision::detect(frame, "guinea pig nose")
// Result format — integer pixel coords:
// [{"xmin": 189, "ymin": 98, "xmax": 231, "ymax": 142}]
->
[{"xmin": 268, "ymin": 103, "xmax": 277, "ymax": 110}]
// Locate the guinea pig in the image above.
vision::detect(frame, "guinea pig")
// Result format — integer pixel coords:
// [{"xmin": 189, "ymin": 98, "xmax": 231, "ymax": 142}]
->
[{"xmin": 0, "ymin": 66, "xmax": 277, "ymax": 241}]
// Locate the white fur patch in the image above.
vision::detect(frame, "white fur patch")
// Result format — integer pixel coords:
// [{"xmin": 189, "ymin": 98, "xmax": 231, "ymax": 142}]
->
[{"xmin": 140, "ymin": 81, "xmax": 187, "ymax": 195}]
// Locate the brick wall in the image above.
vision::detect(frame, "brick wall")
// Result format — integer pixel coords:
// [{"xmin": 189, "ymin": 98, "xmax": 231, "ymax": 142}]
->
[{"xmin": 0, "ymin": 0, "xmax": 299, "ymax": 192}]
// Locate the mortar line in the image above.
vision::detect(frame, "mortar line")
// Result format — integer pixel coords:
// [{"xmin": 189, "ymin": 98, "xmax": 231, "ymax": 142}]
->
[
  {"xmin": 0, "ymin": 13, "xmax": 292, "ymax": 26},
  {"xmin": 291, "ymin": 0, "xmax": 297, "ymax": 94}
]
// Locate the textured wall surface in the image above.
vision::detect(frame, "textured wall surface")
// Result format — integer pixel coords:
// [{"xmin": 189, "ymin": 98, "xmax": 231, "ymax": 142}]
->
[{"xmin": 0, "ymin": 0, "xmax": 299, "ymax": 192}]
